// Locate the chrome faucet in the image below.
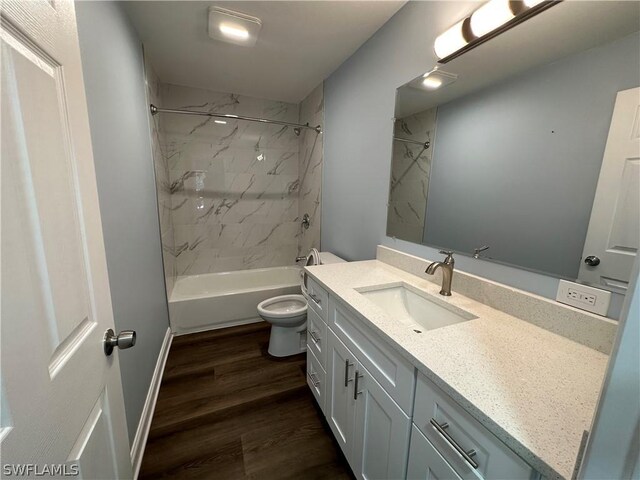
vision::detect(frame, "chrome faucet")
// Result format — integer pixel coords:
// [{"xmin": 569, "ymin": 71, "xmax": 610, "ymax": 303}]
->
[{"xmin": 425, "ymin": 251, "xmax": 455, "ymax": 296}]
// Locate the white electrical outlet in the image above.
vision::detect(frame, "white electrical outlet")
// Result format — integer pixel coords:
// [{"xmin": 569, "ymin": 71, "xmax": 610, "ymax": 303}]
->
[{"xmin": 556, "ymin": 280, "xmax": 611, "ymax": 316}]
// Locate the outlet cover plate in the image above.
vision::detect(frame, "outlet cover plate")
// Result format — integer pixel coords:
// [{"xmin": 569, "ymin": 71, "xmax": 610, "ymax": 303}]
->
[{"xmin": 556, "ymin": 280, "xmax": 611, "ymax": 316}]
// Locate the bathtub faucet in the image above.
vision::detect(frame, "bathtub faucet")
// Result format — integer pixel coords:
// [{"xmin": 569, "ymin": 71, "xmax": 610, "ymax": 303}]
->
[{"xmin": 295, "ymin": 256, "xmax": 307, "ymax": 263}]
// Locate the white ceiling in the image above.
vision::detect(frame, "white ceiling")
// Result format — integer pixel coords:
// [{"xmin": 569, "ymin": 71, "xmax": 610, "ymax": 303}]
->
[{"xmin": 124, "ymin": 1, "xmax": 405, "ymax": 103}]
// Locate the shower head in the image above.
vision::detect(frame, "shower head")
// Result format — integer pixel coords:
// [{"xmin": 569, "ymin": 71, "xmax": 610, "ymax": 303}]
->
[{"xmin": 293, "ymin": 127, "xmax": 301, "ymax": 136}]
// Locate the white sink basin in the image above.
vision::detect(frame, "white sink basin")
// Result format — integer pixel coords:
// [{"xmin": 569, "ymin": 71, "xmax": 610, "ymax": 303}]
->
[{"xmin": 357, "ymin": 282, "xmax": 477, "ymax": 332}]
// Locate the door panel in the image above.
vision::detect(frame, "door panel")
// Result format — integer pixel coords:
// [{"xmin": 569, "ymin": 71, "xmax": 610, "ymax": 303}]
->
[
  {"xmin": 1, "ymin": 1, "xmax": 131, "ymax": 476},
  {"xmin": 353, "ymin": 364, "xmax": 411, "ymax": 480},
  {"xmin": 579, "ymin": 87, "xmax": 640, "ymax": 291},
  {"xmin": 326, "ymin": 329, "xmax": 356, "ymax": 459},
  {"xmin": 67, "ymin": 389, "xmax": 119, "ymax": 480}
]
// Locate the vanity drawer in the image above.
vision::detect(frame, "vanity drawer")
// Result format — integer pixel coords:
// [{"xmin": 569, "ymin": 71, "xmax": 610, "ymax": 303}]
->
[
  {"xmin": 328, "ymin": 296, "xmax": 415, "ymax": 414},
  {"xmin": 307, "ymin": 307, "xmax": 327, "ymax": 368},
  {"xmin": 306, "ymin": 347, "xmax": 326, "ymax": 412},
  {"xmin": 413, "ymin": 373, "xmax": 534, "ymax": 480},
  {"xmin": 407, "ymin": 424, "xmax": 462, "ymax": 480},
  {"xmin": 305, "ymin": 275, "xmax": 329, "ymax": 322}
]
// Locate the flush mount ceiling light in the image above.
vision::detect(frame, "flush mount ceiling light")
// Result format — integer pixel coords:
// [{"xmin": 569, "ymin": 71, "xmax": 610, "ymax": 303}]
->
[
  {"xmin": 208, "ymin": 7, "xmax": 262, "ymax": 47},
  {"xmin": 408, "ymin": 68, "xmax": 458, "ymax": 92},
  {"xmin": 434, "ymin": 0, "xmax": 560, "ymax": 63},
  {"xmin": 421, "ymin": 69, "xmax": 458, "ymax": 90}
]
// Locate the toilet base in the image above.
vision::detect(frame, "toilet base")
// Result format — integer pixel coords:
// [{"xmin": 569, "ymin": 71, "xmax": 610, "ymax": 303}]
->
[{"xmin": 268, "ymin": 324, "xmax": 307, "ymax": 357}]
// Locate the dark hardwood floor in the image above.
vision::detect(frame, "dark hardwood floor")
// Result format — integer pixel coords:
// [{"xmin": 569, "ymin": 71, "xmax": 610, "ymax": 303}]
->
[{"xmin": 139, "ymin": 322, "xmax": 354, "ymax": 479}]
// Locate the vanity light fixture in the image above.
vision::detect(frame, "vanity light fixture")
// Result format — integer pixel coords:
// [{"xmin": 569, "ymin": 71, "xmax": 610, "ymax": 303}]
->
[
  {"xmin": 208, "ymin": 7, "xmax": 262, "ymax": 47},
  {"xmin": 434, "ymin": 0, "xmax": 560, "ymax": 63}
]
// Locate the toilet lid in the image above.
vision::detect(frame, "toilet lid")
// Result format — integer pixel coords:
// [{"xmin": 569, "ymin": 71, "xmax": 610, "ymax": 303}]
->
[
  {"xmin": 257, "ymin": 294, "xmax": 307, "ymax": 318},
  {"xmin": 305, "ymin": 248, "xmax": 321, "ymax": 267}
]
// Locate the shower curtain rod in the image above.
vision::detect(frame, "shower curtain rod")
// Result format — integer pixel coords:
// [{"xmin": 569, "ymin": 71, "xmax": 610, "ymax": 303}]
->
[
  {"xmin": 150, "ymin": 104, "xmax": 322, "ymax": 135},
  {"xmin": 393, "ymin": 136, "xmax": 430, "ymax": 149}
]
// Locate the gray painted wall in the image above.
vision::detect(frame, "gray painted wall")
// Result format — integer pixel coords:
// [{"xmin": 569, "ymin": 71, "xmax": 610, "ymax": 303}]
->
[
  {"xmin": 76, "ymin": 1, "xmax": 170, "ymax": 446},
  {"xmin": 424, "ymin": 33, "xmax": 640, "ymax": 280},
  {"xmin": 322, "ymin": 1, "xmax": 628, "ymax": 318},
  {"xmin": 579, "ymin": 256, "xmax": 640, "ymax": 478}
]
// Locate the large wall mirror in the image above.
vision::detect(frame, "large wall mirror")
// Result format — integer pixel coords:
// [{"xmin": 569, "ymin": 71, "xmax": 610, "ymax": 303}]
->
[{"xmin": 387, "ymin": 1, "xmax": 640, "ymax": 294}]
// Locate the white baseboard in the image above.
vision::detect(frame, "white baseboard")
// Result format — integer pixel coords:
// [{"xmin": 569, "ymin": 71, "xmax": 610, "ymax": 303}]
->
[
  {"xmin": 131, "ymin": 327, "xmax": 173, "ymax": 479},
  {"xmin": 172, "ymin": 317, "xmax": 264, "ymax": 336}
]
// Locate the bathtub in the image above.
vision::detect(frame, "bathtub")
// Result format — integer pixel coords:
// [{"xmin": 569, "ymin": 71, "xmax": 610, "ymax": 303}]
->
[{"xmin": 168, "ymin": 266, "xmax": 302, "ymax": 334}]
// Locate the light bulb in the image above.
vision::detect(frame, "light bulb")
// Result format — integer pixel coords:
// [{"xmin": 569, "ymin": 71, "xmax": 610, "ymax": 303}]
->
[
  {"xmin": 470, "ymin": 0, "xmax": 515, "ymax": 37},
  {"xmin": 434, "ymin": 20, "xmax": 468, "ymax": 59}
]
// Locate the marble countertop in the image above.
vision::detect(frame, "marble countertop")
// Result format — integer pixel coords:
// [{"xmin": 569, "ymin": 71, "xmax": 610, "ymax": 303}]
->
[{"xmin": 305, "ymin": 259, "xmax": 609, "ymax": 480}]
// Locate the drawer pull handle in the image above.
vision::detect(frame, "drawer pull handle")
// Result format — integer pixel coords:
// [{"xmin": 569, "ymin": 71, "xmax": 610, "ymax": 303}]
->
[
  {"xmin": 430, "ymin": 418, "xmax": 479, "ymax": 469},
  {"xmin": 344, "ymin": 359, "xmax": 354, "ymax": 387},
  {"xmin": 309, "ymin": 330, "xmax": 320, "ymax": 343},
  {"xmin": 354, "ymin": 371, "xmax": 364, "ymax": 400},
  {"xmin": 308, "ymin": 372, "xmax": 320, "ymax": 387},
  {"xmin": 309, "ymin": 293, "xmax": 321, "ymax": 305}
]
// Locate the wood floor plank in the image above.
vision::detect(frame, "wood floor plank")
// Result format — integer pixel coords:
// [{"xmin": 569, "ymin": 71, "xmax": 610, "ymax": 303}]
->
[
  {"xmin": 142, "ymin": 394, "xmax": 314, "ymax": 477},
  {"xmin": 140, "ymin": 324, "xmax": 354, "ymax": 480}
]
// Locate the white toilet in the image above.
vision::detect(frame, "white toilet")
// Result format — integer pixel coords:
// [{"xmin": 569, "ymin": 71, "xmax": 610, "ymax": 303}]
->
[{"xmin": 257, "ymin": 250, "xmax": 345, "ymax": 357}]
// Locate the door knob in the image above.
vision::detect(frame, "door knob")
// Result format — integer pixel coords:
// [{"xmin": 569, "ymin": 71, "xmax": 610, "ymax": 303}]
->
[
  {"xmin": 104, "ymin": 329, "xmax": 136, "ymax": 356},
  {"xmin": 584, "ymin": 255, "xmax": 601, "ymax": 267}
]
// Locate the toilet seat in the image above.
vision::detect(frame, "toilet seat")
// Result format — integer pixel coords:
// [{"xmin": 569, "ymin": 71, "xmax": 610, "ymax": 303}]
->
[{"xmin": 257, "ymin": 294, "xmax": 307, "ymax": 319}]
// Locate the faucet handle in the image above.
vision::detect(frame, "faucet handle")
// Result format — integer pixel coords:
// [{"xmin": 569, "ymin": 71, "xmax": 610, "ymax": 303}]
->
[{"xmin": 439, "ymin": 250, "xmax": 455, "ymax": 264}]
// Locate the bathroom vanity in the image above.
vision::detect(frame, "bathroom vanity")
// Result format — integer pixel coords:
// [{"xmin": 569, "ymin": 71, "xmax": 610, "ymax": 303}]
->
[{"xmin": 304, "ymin": 247, "xmax": 615, "ymax": 480}]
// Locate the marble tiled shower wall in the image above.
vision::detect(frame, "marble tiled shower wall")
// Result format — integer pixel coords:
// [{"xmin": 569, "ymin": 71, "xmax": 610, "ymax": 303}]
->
[
  {"xmin": 387, "ymin": 107, "xmax": 437, "ymax": 244},
  {"xmin": 145, "ymin": 60, "xmax": 176, "ymax": 297},
  {"xmin": 154, "ymin": 83, "xmax": 324, "ymax": 278},
  {"xmin": 298, "ymin": 84, "xmax": 323, "ymax": 256}
]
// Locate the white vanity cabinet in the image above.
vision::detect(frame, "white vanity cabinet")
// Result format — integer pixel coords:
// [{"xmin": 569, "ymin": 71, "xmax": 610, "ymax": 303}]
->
[
  {"xmin": 305, "ymin": 273, "xmax": 541, "ymax": 480},
  {"xmin": 407, "ymin": 425, "xmax": 463, "ymax": 480},
  {"xmin": 326, "ymin": 328, "xmax": 412, "ymax": 480},
  {"xmin": 411, "ymin": 374, "xmax": 539, "ymax": 480}
]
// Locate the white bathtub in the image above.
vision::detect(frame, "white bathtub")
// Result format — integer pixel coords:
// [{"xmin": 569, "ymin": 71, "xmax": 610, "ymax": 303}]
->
[{"xmin": 168, "ymin": 266, "xmax": 302, "ymax": 334}]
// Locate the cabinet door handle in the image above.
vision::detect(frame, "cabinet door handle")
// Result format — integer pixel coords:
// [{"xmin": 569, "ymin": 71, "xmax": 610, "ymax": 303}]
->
[
  {"xmin": 309, "ymin": 293, "xmax": 321, "ymax": 305},
  {"xmin": 430, "ymin": 418, "xmax": 479, "ymax": 469},
  {"xmin": 307, "ymin": 372, "xmax": 320, "ymax": 387},
  {"xmin": 309, "ymin": 330, "xmax": 320, "ymax": 343},
  {"xmin": 354, "ymin": 371, "xmax": 364, "ymax": 400},
  {"xmin": 344, "ymin": 359, "xmax": 354, "ymax": 387}
]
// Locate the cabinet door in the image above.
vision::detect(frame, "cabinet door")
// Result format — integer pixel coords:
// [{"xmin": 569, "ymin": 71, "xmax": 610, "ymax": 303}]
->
[
  {"xmin": 326, "ymin": 329, "xmax": 357, "ymax": 459},
  {"xmin": 407, "ymin": 425, "xmax": 462, "ymax": 480},
  {"xmin": 352, "ymin": 363, "xmax": 412, "ymax": 480}
]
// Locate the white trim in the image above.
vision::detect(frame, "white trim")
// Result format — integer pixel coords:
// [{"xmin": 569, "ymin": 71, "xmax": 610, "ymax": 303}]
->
[
  {"xmin": 130, "ymin": 327, "xmax": 173, "ymax": 479},
  {"xmin": 172, "ymin": 317, "xmax": 264, "ymax": 336}
]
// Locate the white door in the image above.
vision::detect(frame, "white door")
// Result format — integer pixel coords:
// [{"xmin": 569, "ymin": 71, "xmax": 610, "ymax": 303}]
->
[
  {"xmin": 352, "ymin": 363, "xmax": 411, "ymax": 480},
  {"xmin": 578, "ymin": 87, "xmax": 640, "ymax": 292},
  {"xmin": 406, "ymin": 425, "xmax": 462, "ymax": 480},
  {"xmin": 326, "ymin": 329, "xmax": 356, "ymax": 460},
  {"xmin": 1, "ymin": 1, "xmax": 132, "ymax": 478}
]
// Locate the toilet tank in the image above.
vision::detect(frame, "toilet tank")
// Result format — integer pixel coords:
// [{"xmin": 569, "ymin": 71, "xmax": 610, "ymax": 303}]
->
[{"xmin": 318, "ymin": 251, "xmax": 346, "ymax": 264}]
